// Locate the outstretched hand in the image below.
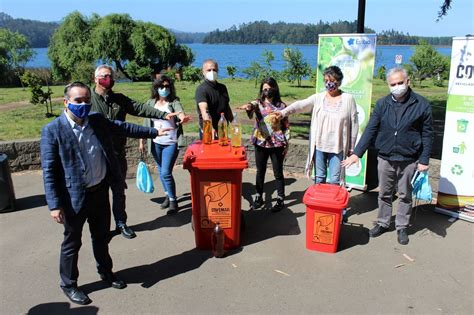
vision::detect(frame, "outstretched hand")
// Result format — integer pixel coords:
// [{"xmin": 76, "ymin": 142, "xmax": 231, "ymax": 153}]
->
[
  {"xmin": 272, "ymin": 111, "xmax": 283, "ymax": 120},
  {"xmin": 164, "ymin": 112, "xmax": 177, "ymax": 120},
  {"xmin": 236, "ymin": 104, "xmax": 252, "ymax": 111},
  {"xmin": 341, "ymin": 154, "xmax": 360, "ymax": 168},
  {"xmin": 165, "ymin": 112, "xmax": 192, "ymax": 124},
  {"xmin": 156, "ymin": 127, "xmax": 173, "ymax": 136},
  {"xmin": 178, "ymin": 114, "xmax": 192, "ymax": 124}
]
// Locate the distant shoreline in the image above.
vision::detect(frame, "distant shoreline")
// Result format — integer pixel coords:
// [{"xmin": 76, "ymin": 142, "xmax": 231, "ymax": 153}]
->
[{"xmin": 32, "ymin": 43, "xmax": 452, "ymax": 49}]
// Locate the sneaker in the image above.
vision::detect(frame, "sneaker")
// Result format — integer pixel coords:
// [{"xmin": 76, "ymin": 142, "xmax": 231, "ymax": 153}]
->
[
  {"xmin": 271, "ymin": 198, "xmax": 284, "ymax": 213},
  {"xmin": 166, "ymin": 200, "xmax": 178, "ymax": 215},
  {"xmin": 116, "ymin": 224, "xmax": 136, "ymax": 239},
  {"xmin": 397, "ymin": 228, "xmax": 409, "ymax": 245},
  {"xmin": 368, "ymin": 224, "xmax": 389, "ymax": 238},
  {"xmin": 161, "ymin": 196, "xmax": 170, "ymax": 209},
  {"xmin": 250, "ymin": 195, "xmax": 264, "ymax": 210}
]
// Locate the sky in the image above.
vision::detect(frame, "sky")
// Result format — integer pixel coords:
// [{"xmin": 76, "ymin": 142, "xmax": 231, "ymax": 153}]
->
[{"xmin": 1, "ymin": 0, "xmax": 473, "ymax": 37}]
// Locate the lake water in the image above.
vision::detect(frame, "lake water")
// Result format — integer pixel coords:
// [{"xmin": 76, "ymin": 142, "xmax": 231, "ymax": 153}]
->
[{"xmin": 27, "ymin": 43, "xmax": 451, "ymax": 78}]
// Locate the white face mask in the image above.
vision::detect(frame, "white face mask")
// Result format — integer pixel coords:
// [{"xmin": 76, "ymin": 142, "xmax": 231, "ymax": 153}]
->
[
  {"xmin": 390, "ymin": 84, "xmax": 408, "ymax": 97},
  {"xmin": 205, "ymin": 70, "xmax": 217, "ymax": 82}
]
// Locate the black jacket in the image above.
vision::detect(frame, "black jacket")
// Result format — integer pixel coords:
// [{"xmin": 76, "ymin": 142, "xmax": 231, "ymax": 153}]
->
[
  {"xmin": 353, "ymin": 89, "xmax": 433, "ymax": 165},
  {"xmin": 91, "ymin": 89, "xmax": 167, "ymax": 156}
]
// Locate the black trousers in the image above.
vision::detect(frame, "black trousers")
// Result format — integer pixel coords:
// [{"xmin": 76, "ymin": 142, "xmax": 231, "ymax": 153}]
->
[
  {"xmin": 60, "ymin": 181, "xmax": 113, "ymax": 288},
  {"xmin": 110, "ymin": 153, "xmax": 127, "ymax": 225},
  {"xmin": 254, "ymin": 145, "xmax": 285, "ymax": 199}
]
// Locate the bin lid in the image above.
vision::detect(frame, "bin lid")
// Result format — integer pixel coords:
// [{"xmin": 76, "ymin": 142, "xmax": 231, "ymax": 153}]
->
[
  {"xmin": 303, "ymin": 184, "xmax": 349, "ymax": 208},
  {"xmin": 183, "ymin": 140, "xmax": 248, "ymax": 170}
]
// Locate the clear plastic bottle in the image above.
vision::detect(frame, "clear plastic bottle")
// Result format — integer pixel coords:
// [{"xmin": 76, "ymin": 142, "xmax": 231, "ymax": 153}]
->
[
  {"xmin": 202, "ymin": 119, "xmax": 213, "ymax": 144},
  {"xmin": 211, "ymin": 222, "xmax": 225, "ymax": 258},
  {"xmin": 217, "ymin": 112, "xmax": 228, "ymax": 146},
  {"xmin": 230, "ymin": 112, "xmax": 242, "ymax": 147}
]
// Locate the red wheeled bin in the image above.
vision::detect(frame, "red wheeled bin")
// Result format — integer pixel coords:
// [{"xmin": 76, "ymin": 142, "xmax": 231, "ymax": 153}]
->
[
  {"xmin": 183, "ymin": 140, "xmax": 248, "ymax": 250},
  {"xmin": 303, "ymin": 184, "xmax": 349, "ymax": 253}
]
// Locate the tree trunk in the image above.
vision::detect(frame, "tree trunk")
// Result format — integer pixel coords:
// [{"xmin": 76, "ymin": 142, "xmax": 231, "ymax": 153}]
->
[{"xmin": 114, "ymin": 60, "xmax": 133, "ymax": 81}]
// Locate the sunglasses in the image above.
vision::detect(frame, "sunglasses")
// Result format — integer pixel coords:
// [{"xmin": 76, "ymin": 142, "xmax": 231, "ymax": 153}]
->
[{"xmin": 158, "ymin": 84, "xmax": 170, "ymax": 88}]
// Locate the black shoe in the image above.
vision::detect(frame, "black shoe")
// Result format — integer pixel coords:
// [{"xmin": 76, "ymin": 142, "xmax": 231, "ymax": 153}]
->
[
  {"xmin": 271, "ymin": 198, "xmax": 284, "ymax": 213},
  {"xmin": 166, "ymin": 200, "xmax": 178, "ymax": 215},
  {"xmin": 116, "ymin": 224, "xmax": 136, "ymax": 239},
  {"xmin": 250, "ymin": 195, "xmax": 264, "ymax": 210},
  {"xmin": 161, "ymin": 196, "xmax": 170, "ymax": 209},
  {"xmin": 62, "ymin": 287, "xmax": 91, "ymax": 305},
  {"xmin": 397, "ymin": 228, "xmax": 409, "ymax": 245},
  {"xmin": 368, "ymin": 224, "xmax": 389, "ymax": 238},
  {"xmin": 99, "ymin": 272, "xmax": 127, "ymax": 289}
]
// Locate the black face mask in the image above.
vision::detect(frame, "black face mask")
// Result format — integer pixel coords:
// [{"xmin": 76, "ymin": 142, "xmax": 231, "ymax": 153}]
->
[{"xmin": 262, "ymin": 88, "xmax": 276, "ymax": 99}]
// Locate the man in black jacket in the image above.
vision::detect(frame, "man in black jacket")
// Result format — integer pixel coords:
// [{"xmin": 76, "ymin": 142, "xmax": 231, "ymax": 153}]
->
[
  {"xmin": 342, "ymin": 67, "xmax": 433, "ymax": 245},
  {"xmin": 91, "ymin": 65, "xmax": 173, "ymax": 239},
  {"xmin": 195, "ymin": 59, "xmax": 233, "ymax": 137}
]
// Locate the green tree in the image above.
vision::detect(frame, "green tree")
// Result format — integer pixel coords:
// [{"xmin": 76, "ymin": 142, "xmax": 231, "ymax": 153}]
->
[
  {"xmin": 20, "ymin": 71, "xmax": 54, "ymax": 117},
  {"xmin": 226, "ymin": 65, "xmax": 237, "ymax": 80},
  {"xmin": 243, "ymin": 61, "xmax": 263, "ymax": 87},
  {"xmin": 282, "ymin": 47, "xmax": 311, "ymax": 87},
  {"xmin": 377, "ymin": 65, "xmax": 386, "ymax": 80},
  {"xmin": 0, "ymin": 28, "xmax": 35, "ymax": 86},
  {"xmin": 90, "ymin": 13, "xmax": 136, "ymax": 79},
  {"xmin": 410, "ymin": 40, "xmax": 450, "ymax": 85},
  {"xmin": 48, "ymin": 12, "xmax": 194, "ymax": 82},
  {"xmin": 48, "ymin": 11, "xmax": 96, "ymax": 83},
  {"xmin": 181, "ymin": 65, "xmax": 202, "ymax": 83}
]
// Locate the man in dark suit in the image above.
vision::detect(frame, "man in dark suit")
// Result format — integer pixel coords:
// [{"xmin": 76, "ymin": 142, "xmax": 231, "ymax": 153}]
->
[{"xmin": 41, "ymin": 82, "xmax": 163, "ymax": 305}]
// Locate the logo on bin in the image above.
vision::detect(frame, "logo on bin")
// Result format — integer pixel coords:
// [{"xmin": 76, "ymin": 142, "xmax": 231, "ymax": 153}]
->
[
  {"xmin": 200, "ymin": 181, "xmax": 232, "ymax": 228},
  {"xmin": 313, "ymin": 213, "xmax": 335, "ymax": 245}
]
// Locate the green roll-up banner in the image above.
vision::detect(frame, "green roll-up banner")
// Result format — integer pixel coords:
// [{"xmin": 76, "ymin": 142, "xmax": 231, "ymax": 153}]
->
[{"xmin": 316, "ymin": 34, "xmax": 377, "ymax": 189}]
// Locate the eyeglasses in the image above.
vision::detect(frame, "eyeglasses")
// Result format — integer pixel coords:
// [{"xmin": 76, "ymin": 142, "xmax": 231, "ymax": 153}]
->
[{"xmin": 97, "ymin": 74, "xmax": 113, "ymax": 79}]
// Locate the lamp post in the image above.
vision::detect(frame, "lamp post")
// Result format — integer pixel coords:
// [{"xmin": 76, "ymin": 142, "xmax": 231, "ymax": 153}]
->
[{"xmin": 357, "ymin": 0, "xmax": 366, "ymax": 33}]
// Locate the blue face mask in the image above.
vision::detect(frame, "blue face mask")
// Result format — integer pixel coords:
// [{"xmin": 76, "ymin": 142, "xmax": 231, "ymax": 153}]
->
[
  {"xmin": 158, "ymin": 87, "xmax": 170, "ymax": 98},
  {"xmin": 67, "ymin": 103, "xmax": 92, "ymax": 119},
  {"xmin": 325, "ymin": 81, "xmax": 338, "ymax": 92}
]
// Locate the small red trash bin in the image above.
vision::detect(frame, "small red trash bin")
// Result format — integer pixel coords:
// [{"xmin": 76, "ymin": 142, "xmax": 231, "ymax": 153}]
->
[
  {"xmin": 183, "ymin": 140, "xmax": 248, "ymax": 250},
  {"xmin": 303, "ymin": 184, "xmax": 349, "ymax": 253}
]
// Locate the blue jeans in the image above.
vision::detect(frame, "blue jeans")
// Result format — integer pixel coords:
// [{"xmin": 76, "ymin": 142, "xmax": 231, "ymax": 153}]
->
[
  {"xmin": 314, "ymin": 150, "xmax": 343, "ymax": 184},
  {"xmin": 151, "ymin": 142, "xmax": 179, "ymax": 200}
]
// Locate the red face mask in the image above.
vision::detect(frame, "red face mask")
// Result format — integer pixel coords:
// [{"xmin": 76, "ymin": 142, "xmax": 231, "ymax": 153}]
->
[{"xmin": 98, "ymin": 77, "xmax": 114, "ymax": 89}]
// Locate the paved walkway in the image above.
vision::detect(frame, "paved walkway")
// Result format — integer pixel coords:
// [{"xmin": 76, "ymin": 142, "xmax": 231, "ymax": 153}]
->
[{"xmin": 0, "ymin": 169, "xmax": 472, "ymax": 314}]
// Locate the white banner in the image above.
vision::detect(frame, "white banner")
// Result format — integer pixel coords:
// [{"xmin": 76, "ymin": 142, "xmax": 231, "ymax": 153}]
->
[{"xmin": 435, "ymin": 37, "xmax": 474, "ymax": 222}]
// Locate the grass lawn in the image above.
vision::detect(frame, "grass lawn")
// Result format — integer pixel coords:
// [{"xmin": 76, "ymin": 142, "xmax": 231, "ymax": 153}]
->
[{"xmin": 0, "ymin": 78, "xmax": 448, "ymax": 143}]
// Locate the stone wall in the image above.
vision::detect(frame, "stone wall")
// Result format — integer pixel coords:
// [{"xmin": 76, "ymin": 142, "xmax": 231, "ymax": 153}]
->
[
  {"xmin": 0, "ymin": 133, "xmax": 441, "ymax": 195},
  {"xmin": 0, "ymin": 133, "xmax": 307, "ymax": 174}
]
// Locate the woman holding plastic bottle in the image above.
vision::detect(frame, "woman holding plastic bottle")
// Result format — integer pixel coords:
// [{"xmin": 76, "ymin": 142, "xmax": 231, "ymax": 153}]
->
[
  {"xmin": 273, "ymin": 66, "xmax": 358, "ymax": 185},
  {"xmin": 238, "ymin": 77, "xmax": 289, "ymax": 212},
  {"xmin": 139, "ymin": 75, "xmax": 191, "ymax": 215}
]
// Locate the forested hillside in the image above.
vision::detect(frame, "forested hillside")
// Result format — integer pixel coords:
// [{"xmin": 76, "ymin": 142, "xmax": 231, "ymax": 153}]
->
[
  {"xmin": 204, "ymin": 20, "xmax": 452, "ymax": 45},
  {"xmin": 1, "ymin": 13, "xmax": 452, "ymax": 47},
  {"xmin": 0, "ymin": 13, "xmax": 58, "ymax": 47}
]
